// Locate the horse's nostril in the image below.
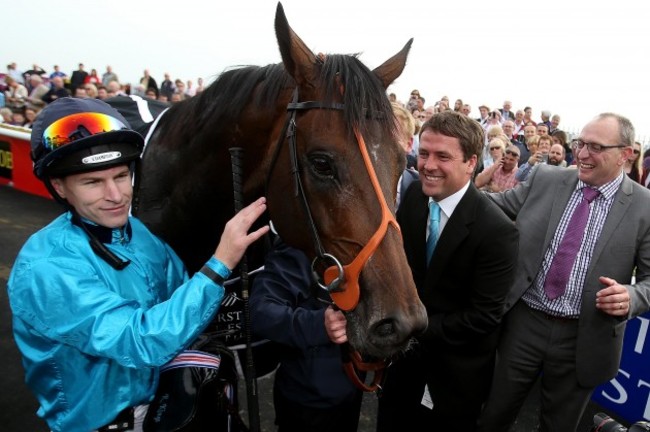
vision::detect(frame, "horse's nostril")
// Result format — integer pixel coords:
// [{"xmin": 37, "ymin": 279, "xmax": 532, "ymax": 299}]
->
[{"xmin": 373, "ymin": 319, "xmax": 396, "ymax": 338}]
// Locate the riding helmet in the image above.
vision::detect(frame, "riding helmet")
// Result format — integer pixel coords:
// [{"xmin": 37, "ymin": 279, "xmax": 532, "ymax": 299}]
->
[{"xmin": 31, "ymin": 97, "xmax": 144, "ymax": 179}]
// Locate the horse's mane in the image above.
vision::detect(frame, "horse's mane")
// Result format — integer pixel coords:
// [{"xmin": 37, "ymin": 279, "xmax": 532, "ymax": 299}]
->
[
  {"xmin": 158, "ymin": 64, "xmax": 286, "ymax": 134},
  {"xmin": 158, "ymin": 54, "xmax": 396, "ymax": 140}
]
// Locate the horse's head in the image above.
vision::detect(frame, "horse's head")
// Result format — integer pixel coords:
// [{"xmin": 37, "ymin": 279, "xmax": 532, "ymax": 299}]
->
[{"xmin": 266, "ymin": 3, "xmax": 427, "ymax": 359}]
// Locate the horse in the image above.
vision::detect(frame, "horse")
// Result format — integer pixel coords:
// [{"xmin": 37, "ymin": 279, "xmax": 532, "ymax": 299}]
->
[{"xmin": 132, "ymin": 2, "xmax": 428, "ymax": 364}]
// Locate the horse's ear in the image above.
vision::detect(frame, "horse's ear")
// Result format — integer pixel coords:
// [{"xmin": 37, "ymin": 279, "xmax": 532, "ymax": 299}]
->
[
  {"xmin": 275, "ymin": 2, "xmax": 319, "ymax": 86},
  {"xmin": 373, "ymin": 38, "xmax": 413, "ymax": 90}
]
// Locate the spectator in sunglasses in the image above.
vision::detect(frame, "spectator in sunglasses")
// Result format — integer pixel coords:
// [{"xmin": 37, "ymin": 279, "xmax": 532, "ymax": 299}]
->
[
  {"xmin": 475, "ymin": 144, "xmax": 521, "ymax": 192},
  {"xmin": 624, "ymin": 141, "xmax": 643, "ymax": 183}
]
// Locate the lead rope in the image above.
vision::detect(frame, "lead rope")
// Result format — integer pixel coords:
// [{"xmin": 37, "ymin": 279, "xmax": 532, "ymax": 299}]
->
[{"xmin": 341, "ymin": 342, "xmax": 387, "ymax": 393}]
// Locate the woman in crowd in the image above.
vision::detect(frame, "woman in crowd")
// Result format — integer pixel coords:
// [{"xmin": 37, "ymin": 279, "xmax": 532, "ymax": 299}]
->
[{"xmin": 625, "ymin": 141, "xmax": 643, "ymax": 183}]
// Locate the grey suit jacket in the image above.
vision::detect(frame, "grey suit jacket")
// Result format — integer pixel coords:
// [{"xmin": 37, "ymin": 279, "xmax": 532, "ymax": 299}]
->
[{"xmin": 488, "ymin": 164, "xmax": 650, "ymax": 386}]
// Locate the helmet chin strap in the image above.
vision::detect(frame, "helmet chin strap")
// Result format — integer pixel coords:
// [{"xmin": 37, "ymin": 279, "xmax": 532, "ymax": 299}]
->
[{"xmin": 45, "ymin": 179, "xmax": 131, "ymax": 270}]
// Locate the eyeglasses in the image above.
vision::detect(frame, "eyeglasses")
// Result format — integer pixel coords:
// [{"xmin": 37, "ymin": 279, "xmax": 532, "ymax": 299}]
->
[
  {"xmin": 633, "ymin": 149, "xmax": 640, "ymax": 155},
  {"xmin": 417, "ymin": 115, "xmax": 426, "ymax": 119},
  {"xmin": 505, "ymin": 150, "xmax": 520, "ymax": 157},
  {"xmin": 489, "ymin": 146, "xmax": 503, "ymax": 151},
  {"xmin": 571, "ymin": 139, "xmax": 626, "ymax": 154},
  {"xmin": 42, "ymin": 112, "xmax": 127, "ymax": 151}
]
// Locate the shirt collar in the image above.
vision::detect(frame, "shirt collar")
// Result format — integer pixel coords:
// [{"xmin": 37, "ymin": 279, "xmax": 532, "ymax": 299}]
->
[
  {"xmin": 71, "ymin": 214, "xmax": 132, "ymax": 244},
  {"xmin": 429, "ymin": 180, "xmax": 470, "ymax": 219},
  {"xmin": 576, "ymin": 172, "xmax": 624, "ymax": 202}
]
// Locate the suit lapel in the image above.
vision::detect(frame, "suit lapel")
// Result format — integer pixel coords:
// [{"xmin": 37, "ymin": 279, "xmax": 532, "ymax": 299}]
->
[
  {"xmin": 589, "ymin": 175, "xmax": 634, "ymax": 267},
  {"xmin": 408, "ymin": 191, "xmax": 429, "ymax": 271},
  {"xmin": 426, "ymin": 186, "xmax": 475, "ymax": 284},
  {"xmin": 543, "ymin": 172, "xmax": 578, "ymax": 250}
]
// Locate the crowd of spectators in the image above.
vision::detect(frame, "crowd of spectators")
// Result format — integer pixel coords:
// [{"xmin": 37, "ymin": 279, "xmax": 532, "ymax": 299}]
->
[
  {"xmin": 2, "ymin": 62, "xmax": 648, "ymax": 188},
  {"xmin": 3, "ymin": 60, "xmax": 650, "ymax": 431},
  {"xmin": 390, "ymin": 89, "xmax": 650, "ymax": 189},
  {"xmin": 1, "ymin": 62, "xmax": 205, "ymax": 129}
]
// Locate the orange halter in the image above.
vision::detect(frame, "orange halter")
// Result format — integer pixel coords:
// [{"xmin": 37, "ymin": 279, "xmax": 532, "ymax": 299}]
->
[
  {"xmin": 324, "ymin": 129, "xmax": 401, "ymax": 311},
  {"xmin": 268, "ymin": 88, "xmax": 399, "ymax": 393}
]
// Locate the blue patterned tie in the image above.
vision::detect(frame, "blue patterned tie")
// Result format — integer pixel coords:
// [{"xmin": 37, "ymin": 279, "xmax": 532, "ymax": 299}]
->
[
  {"xmin": 543, "ymin": 187, "xmax": 600, "ymax": 299},
  {"xmin": 426, "ymin": 201, "xmax": 441, "ymax": 264}
]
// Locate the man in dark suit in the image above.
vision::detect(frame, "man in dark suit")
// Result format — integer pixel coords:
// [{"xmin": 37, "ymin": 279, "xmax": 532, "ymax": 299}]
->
[
  {"xmin": 69, "ymin": 63, "xmax": 88, "ymax": 95},
  {"xmin": 477, "ymin": 113, "xmax": 650, "ymax": 431},
  {"xmin": 377, "ymin": 111, "xmax": 519, "ymax": 431},
  {"xmin": 41, "ymin": 76, "xmax": 70, "ymax": 104}
]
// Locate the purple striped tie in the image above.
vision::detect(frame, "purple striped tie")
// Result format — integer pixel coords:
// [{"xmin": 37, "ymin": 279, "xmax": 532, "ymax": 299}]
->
[{"xmin": 543, "ymin": 187, "xmax": 600, "ymax": 300}]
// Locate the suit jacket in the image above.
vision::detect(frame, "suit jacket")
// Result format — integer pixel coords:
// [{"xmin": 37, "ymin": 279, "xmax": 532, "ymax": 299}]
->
[
  {"xmin": 379, "ymin": 181, "xmax": 518, "ymax": 429},
  {"xmin": 499, "ymin": 109, "xmax": 514, "ymax": 121},
  {"xmin": 70, "ymin": 70, "xmax": 88, "ymax": 90},
  {"xmin": 397, "ymin": 168, "xmax": 418, "ymax": 209},
  {"xmin": 488, "ymin": 164, "xmax": 650, "ymax": 386}
]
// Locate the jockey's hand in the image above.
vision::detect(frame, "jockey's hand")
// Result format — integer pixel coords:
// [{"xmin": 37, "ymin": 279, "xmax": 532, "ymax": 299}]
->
[{"xmin": 214, "ymin": 197, "xmax": 269, "ymax": 270}]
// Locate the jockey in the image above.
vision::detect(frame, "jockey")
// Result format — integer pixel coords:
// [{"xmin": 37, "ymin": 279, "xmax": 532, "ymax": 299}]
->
[{"xmin": 8, "ymin": 97, "xmax": 268, "ymax": 432}]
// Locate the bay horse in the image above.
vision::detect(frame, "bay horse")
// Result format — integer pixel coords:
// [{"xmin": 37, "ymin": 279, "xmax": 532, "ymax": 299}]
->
[{"xmin": 132, "ymin": 3, "xmax": 427, "ymax": 363}]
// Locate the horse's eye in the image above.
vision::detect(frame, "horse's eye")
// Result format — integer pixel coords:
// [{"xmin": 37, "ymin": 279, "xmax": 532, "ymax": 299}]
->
[{"xmin": 309, "ymin": 155, "xmax": 335, "ymax": 178}]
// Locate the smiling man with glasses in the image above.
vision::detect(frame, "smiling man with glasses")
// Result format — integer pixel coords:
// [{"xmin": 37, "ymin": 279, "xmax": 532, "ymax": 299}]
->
[
  {"xmin": 570, "ymin": 139, "xmax": 627, "ymax": 153},
  {"xmin": 478, "ymin": 112, "xmax": 650, "ymax": 432}
]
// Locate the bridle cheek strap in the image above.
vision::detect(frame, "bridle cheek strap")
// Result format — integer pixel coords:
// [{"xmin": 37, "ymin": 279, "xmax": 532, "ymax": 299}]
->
[{"xmin": 324, "ymin": 129, "xmax": 401, "ymax": 311}]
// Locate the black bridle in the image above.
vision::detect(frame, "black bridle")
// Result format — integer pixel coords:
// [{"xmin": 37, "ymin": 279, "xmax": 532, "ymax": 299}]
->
[
  {"xmin": 266, "ymin": 88, "xmax": 346, "ymax": 296},
  {"xmin": 265, "ymin": 86, "xmax": 398, "ymax": 393},
  {"xmin": 266, "ymin": 86, "xmax": 401, "ymax": 313}
]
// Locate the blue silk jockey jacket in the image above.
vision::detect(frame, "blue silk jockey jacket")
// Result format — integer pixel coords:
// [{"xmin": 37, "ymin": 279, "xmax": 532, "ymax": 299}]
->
[{"xmin": 8, "ymin": 212, "xmax": 230, "ymax": 432}]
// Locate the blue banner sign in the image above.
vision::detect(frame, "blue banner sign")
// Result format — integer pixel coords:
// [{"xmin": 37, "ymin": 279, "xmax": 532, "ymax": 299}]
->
[{"xmin": 592, "ymin": 312, "xmax": 650, "ymax": 423}]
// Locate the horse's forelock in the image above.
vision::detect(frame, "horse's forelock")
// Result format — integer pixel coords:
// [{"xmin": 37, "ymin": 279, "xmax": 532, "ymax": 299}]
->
[{"xmin": 319, "ymin": 54, "xmax": 396, "ymax": 139}]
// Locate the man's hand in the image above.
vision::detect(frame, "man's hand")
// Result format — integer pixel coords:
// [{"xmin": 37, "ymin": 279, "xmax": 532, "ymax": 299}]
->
[
  {"xmin": 214, "ymin": 197, "xmax": 270, "ymax": 270},
  {"xmin": 595, "ymin": 276, "xmax": 630, "ymax": 316},
  {"xmin": 325, "ymin": 306, "xmax": 348, "ymax": 344},
  {"xmin": 528, "ymin": 151, "xmax": 542, "ymax": 166}
]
